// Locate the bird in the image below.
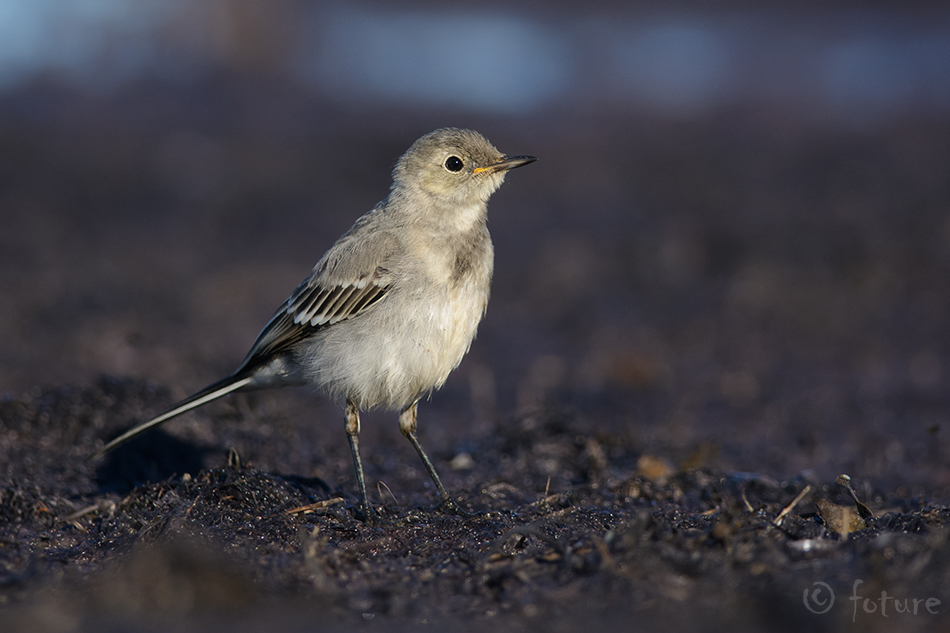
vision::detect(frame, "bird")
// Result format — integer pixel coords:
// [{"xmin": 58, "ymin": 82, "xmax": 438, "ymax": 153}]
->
[{"xmin": 91, "ymin": 128, "xmax": 536, "ymax": 520}]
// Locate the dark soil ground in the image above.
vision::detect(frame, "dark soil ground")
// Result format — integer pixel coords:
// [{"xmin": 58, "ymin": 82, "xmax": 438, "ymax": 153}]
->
[{"xmin": 2, "ymin": 77, "xmax": 950, "ymax": 632}]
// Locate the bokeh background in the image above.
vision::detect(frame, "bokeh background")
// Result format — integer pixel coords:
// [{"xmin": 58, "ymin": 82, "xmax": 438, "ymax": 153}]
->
[{"xmin": 2, "ymin": 1, "xmax": 950, "ymax": 495}]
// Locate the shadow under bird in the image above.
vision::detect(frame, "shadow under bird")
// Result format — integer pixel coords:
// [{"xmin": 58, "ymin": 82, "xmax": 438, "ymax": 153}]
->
[{"xmin": 91, "ymin": 127, "xmax": 536, "ymax": 520}]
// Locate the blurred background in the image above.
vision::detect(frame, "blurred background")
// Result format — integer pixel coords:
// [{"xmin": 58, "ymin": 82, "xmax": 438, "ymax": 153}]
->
[{"xmin": 2, "ymin": 1, "xmax": 949, "ymax": 493}]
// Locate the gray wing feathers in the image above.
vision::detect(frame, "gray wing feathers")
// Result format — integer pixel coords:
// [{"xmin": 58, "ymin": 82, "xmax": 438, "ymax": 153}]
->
[
  {"xmin": 237, "ymin": 225, "xmax": 398, "ymax": 368},
  {"xmin": 289, "ymin": 276, "xmax": 389, "ymax": 327}
]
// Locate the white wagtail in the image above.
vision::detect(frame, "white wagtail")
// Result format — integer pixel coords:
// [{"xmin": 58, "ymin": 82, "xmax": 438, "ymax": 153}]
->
[{"xmin": 92, "ymin": 128, "xmax": 535, "ymax": 519}]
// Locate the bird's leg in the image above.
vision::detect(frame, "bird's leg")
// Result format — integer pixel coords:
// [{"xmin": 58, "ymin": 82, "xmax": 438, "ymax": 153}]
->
[
  {"xmin": 345, "ymin": 398, "xmax": 376, "ymax": 521},
  {"xmin": 399, "ymin": 402, "xmax": 469, "ymax": 516}
]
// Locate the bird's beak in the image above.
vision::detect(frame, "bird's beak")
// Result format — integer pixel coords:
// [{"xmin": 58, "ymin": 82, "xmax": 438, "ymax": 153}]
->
[{"xmin": 473, "ymin": 155, "xmax": 537, "ymax": 175}]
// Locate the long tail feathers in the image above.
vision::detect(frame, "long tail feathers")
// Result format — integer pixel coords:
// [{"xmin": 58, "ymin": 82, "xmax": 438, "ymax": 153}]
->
[{"xmin": 89, "ymin": 374, "xmax": 255, "ymax": 461}]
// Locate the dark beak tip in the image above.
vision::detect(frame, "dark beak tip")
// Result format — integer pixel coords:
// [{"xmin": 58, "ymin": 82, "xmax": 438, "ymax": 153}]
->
[{"xmin": 503, "ymin": 155, "xmax": 537, "ymax": 170}]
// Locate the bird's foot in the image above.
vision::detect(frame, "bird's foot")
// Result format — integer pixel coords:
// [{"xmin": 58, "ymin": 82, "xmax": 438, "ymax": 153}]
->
[
  {"xmin": 437, "ymin": 497, "xmax": 479, "ymax": 518},
  {"xmin": 354, "ymin": 502, "xmax": 380, "ymax": 524}
]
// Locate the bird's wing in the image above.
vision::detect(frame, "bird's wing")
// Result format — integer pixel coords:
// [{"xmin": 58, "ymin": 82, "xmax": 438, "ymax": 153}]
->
[
  {"xmin": 91, "ymin": 221, "xmax": 399, "ymax": 460},
  {"xmin": 236, "ymin": 227, "xmax": 398, "ymax": 369},
  {"xmin": 91, "ymin": 273, "xmax": 390, "ymax": 459}
]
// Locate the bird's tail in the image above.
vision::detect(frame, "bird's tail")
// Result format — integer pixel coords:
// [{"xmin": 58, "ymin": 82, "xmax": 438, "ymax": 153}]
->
[{"xmin": 89, "ymin": 373, "xmax": 255, "ymax": 460}]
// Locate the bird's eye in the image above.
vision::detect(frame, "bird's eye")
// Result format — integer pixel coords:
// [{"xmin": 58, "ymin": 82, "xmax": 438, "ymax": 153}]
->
[{"xmin": 444, "ymin": 156, "xmax": 464, "ymax": 172}]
